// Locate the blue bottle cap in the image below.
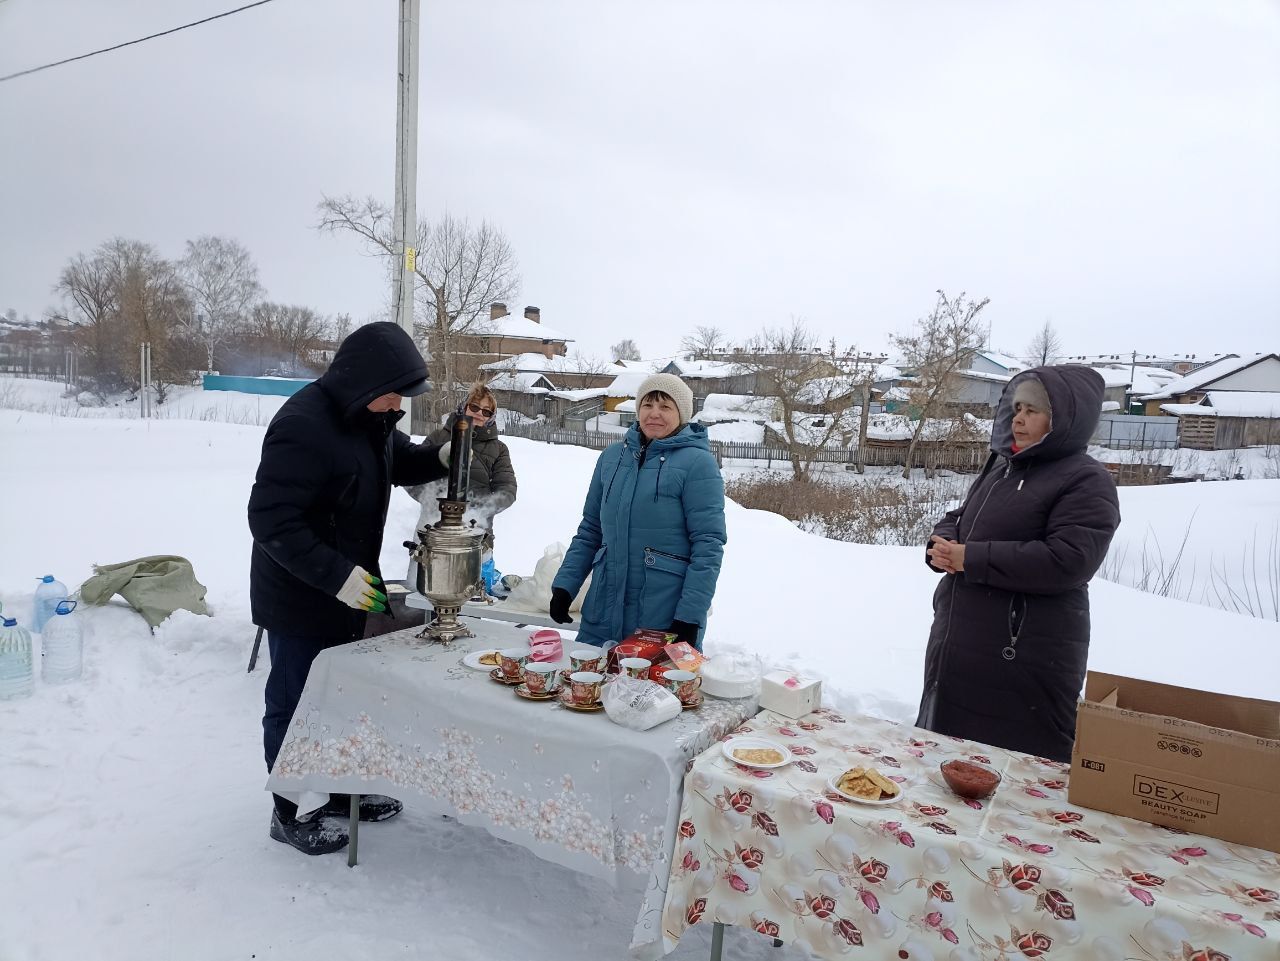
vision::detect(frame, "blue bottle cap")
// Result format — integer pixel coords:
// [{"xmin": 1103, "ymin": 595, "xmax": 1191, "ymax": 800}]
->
[
  {"xmin": 55, "ymin": 600, "xmax": 77, "ymax": 615},
  {"xmin": 40, "ymin": 575, "xmax": 55, "ymax": 583},
  {"xmin": 2, "ymin": 617, "xmax": 15, "ymax": 628}
]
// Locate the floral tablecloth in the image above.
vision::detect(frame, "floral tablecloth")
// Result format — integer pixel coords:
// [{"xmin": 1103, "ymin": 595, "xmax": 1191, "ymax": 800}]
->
[
  {"xmin": 660, "ymin": 710, "xmax": 1280, "ymax": 961},
  {"xmin": 264, "ymin": 623, "xmax": 755, "ymax": 959}
]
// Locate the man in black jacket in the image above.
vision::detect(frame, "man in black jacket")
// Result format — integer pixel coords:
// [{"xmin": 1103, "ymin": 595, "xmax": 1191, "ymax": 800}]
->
[{"xmin": 248, "ymin": 322, "xmax": 450, "ymax": 855}]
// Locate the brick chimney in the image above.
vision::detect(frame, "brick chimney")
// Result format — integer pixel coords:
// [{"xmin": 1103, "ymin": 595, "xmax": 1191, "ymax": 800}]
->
[
  {"xmin": 490, "ymin": 302, "xmax": 508, "ymax": 321},
  {"xmin": 524, "ymin": 305, "xmax": 540, "ymax": 324}
]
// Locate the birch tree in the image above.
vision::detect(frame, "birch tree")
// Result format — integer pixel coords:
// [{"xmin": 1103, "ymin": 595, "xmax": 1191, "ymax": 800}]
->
[{"xmin": 892, "ymin": 291, "xmax": 990, "ymax": 479}]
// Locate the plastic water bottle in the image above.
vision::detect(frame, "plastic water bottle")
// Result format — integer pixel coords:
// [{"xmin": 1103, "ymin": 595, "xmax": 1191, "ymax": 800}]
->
[
  {"xmin": 33, "ymin": 575, "xmax": 68, "ymax": 633},
  {"xmin": 0, "ymin": 614, "xmax": 34, "ymax": 700},
  {"xmin": 41, "ymin": 600, "xmax": 83, "ymax": 684}
]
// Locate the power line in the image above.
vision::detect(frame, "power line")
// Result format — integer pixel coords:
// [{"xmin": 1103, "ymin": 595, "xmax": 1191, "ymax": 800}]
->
[{"xmin": 0, "ymin": 0, "xmax": 281, "ymax": 84}]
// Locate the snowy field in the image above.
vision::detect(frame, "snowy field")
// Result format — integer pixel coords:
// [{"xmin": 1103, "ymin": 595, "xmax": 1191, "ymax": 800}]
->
[{"xmin": 2, "ymin": 378, "xmax": 1279, "ymax": 961}]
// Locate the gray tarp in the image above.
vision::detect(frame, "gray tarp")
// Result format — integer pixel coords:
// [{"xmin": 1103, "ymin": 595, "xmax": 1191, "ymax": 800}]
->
[{"xmin": 79, "ymin": 555, "xmax": 209, "ymax": 628}]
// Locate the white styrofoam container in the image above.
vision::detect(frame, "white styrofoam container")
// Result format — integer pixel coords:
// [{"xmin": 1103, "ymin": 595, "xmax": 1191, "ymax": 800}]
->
[
  {"xmin": 759, "ymin": 670, "xmax": 822, "ymax": 719},
  {"xmin": 700, "ymin": 655, "xmax": 761, "ymax": 699}
]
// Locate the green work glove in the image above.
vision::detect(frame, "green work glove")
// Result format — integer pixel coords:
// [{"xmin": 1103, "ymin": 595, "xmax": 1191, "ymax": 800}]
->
[{"xmin": 336, "ymin": 566, "xmax": 387, "ymax": 613}]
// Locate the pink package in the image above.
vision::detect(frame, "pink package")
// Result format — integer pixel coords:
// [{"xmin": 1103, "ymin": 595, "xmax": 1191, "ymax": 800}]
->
[{"xmin": 528, "ymin": 629, "xmax": 563, "ymax": 663}]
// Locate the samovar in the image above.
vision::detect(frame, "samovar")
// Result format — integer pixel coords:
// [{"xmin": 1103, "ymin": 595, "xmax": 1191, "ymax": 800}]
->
[{"xmin": 406, "ymin": 415, "xmax": 485, "ymax": 642}]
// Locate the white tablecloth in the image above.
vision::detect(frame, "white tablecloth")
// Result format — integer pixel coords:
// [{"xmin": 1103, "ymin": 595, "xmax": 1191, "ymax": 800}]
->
[{"xmin": 265, "ymin": 623, "xmax": 755, "ymax": 958}]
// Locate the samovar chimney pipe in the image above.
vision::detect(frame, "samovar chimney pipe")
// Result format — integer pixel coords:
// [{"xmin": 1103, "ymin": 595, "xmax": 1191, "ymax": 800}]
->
[{"xmin": 445, "ymin": 415, "xmax": 473, "ymax": 505}]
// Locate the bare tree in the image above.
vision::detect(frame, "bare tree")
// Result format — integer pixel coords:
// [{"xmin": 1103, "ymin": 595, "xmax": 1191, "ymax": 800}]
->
[
  {"xmin": 680, "ymin": 325, "xmax": 728, "ymax": 360},
  {"xmin": 892, "ymin": 291, "xmax": 990, "ymax": 479},
  {"xmin": 317, "ymin": 195, "xmax": 520, "ymax": 426},
  {"xmin": 732, "ymin": 322, "xmax": 863, "ymax": 481},
  {"xmin": 178, "ymin": 235, "xmax": 263, "ymax": 372},
  {"xmin": 111, "ymin": 240, "xmax": 194, "ymax": 403},
  {"xmin": 610, "ymin": 338, "xmax": 641, "ymax": 362},
  {"xmin": 1026, "ymin": 320, "xmax": 1063, "ymax": 367},
  {"xmin": 242, "ymin": 302, "xmax": 331, "ymax": 375},
  {"xmin": 53, "ymin": 245, "xmax": 123, "ymax": 390},
  {"xmin": 53, "ymin": 238, "xmax": 193, "ymax": 399}
]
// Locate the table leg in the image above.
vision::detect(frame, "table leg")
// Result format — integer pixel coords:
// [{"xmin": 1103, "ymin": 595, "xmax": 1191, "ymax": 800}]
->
[
  {"xmin": 709, "ymin": 921, "xmax": 725, "ymax": 961},
  {"xmin": 347, "ymin": 793, "xmax": 360, "ymax": 867}
]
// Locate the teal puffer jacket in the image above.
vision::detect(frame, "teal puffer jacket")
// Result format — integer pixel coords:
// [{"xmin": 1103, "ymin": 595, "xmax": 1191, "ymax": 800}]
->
[{"xmin": 553, "ymin": 422, "xmax": 727, "ymax": 648}]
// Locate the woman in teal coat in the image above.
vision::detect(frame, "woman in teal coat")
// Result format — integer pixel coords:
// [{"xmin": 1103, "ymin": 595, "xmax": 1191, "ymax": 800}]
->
[{"xmin": 550, "ymin": 373, "xmax": 727, "ymax": 649}]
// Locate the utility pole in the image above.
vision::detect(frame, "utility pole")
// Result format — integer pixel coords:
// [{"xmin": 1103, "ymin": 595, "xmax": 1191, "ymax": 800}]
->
[{"xmin": 392, "ymin": 0, "xmax": 421, "ymax": 433}]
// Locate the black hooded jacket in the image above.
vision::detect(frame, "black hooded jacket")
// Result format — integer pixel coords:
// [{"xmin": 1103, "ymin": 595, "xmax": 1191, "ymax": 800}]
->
[
  {"xmin": 248, "ymin": 322, "xmax": 448, "ymax": 638},
  {"xmin": 916, "ymin": 365, "xmax": 1121, "ymax": 762}
]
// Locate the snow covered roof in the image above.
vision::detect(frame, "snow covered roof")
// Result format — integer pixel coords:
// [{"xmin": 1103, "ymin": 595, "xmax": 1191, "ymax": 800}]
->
[
  {"xmin": 613, "ymin": 358, "xmax": 667, "ymax": 373},
  {"xmin": 479, "ymin": 352, "xmax": 601, "ymax": 375},
  {"xmin": 977, "ymin": 351, "xmax": 1025, "ymax": 373},
  {"xmin": 693, "ymin": 393, "xmax": 776, "ymax": 424},
  {"xmin": 615, "ymin": 399, "xmax": 637, "ymax": 413},
  {"xmin": 548, "ymin": 387, "xmax": 607, "ymax": 402},
  {"xmin": 793, "ymin": 376, "xmax": 868, "ymax": 404},
  {"xmin": 474, "ymin": 315, "xmax": 573, "ymax": 343},
  {"xmin": 1162, "ymin": 392, "xmax": 1280, "ymax": 419},
  {"xmin": 486, "ymin": 371, "xmax": 553, "ymax": 394},
  {"xmin": 1089, "ymin": 367, "xmax": 1133, "ymax": 389},
  {"xmin": 666, "ymin": 358, "xmax": 743, "ymax": 379},
  {"xmin": 958, "ymin": 369, "xmax": 1013, "ymax": 384},
  {"xmin": 605, "ymin": 371, "xmax": 655, "ymax": 398},
  {"xmin": 1101, "ymin": 401, "xmax": 1123, "ymax": 412},
  {"xmin": 1140, "ymin": 354, "xmax": 1271, "ymax": 400}
]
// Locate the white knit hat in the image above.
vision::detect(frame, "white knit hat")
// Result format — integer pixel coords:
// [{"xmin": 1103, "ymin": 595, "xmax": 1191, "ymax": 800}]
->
[{"xmin": 635, "ymin": 373, "xmax": 694, "ymax": 424}]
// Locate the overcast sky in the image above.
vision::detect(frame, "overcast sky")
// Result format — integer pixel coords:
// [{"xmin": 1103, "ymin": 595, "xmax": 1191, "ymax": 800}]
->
[{"xmin": 2, "ymin": 0, "xmax": 1277, "ymax": 362}]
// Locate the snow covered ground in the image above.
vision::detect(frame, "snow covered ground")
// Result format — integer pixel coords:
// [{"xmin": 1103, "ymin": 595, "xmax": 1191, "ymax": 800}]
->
[{"xmin": 2, "ymin": 379, "xmax": 1279, "ymax": 960}]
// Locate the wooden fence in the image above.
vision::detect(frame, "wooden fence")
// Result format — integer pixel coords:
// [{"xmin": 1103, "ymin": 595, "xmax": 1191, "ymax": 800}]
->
[{"xmin": 500, "ymin": 421, "xmax": 990, "ymax": 471}]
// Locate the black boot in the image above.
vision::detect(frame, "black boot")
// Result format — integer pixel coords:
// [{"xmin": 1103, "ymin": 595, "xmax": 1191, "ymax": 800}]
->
[
  {"xmin": 269, "ymin": 809, "xmax": 349, "ymax": 855},
  {"xmin": 321, "ymin": 793, "xmax": 404, "ymax": 823}
]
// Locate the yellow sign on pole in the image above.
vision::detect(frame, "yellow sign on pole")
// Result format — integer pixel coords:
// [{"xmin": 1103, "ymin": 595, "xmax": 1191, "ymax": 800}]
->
[{"xmin": 405, "ymin": 246, "xmax": 417, "ymax": 273}]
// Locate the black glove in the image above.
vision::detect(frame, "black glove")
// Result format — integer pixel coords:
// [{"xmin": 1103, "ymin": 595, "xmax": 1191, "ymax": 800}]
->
[
  {"xmin": 549, "ymin": 587, "xmax": 574, "ymax": 624},
  {"xmin": 669, "ymin": 619, "xmax": 700, "ymax": 644}
]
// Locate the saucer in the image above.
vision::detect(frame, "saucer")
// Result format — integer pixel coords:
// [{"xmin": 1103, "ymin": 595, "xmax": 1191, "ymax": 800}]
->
[
  {"xmin": 489, "ymin": 668, "xmax": 523, "ymax": 686},
  {"xmin": 558, "ymin": 689, "xmax": 604, "ymax": 712},
  {"xmin": 515, "ymin": 682, "xmax": 560, "ymax": 701},
  {"xmin": 463, "ymin": 650, "xmax": 502, "ymax": 671}
]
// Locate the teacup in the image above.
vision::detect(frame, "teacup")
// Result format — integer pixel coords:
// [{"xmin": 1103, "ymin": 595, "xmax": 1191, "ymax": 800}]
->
[
  {"xmin": 661, "ymin": 669, "xmax": 701, "ymax": 704},
  {"xmin": 523, "ymin": 662, "xmax": 561, "ymax": 695},
  {"xmin": 570, "ymin": 648, "xmax": 605, "ymax": 673},
  {"xmin": 498, "ymin": 647, "xmax": 529, "ymax": 680},
  {"xmin": 567, "ymin": 671, "xmax": 604, "ymax": 706},
  {"xmin": 620, "ymin": 657, "xmax": 652, "ymax": 680}
]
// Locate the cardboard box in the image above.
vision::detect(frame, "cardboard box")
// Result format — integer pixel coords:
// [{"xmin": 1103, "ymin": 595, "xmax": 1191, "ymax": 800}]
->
[
  {"xmin": 759, "ymin": 671, "xmax": 822, "ymax": 720},
  {"xmin": 1069, "ymin": 671, "xmax": 1280, "ymax": 853}
]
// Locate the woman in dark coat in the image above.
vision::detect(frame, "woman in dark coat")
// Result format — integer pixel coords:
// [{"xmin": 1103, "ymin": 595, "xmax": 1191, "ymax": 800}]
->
[
  {"xmin": 423, "ymin": 382, "xmax": 517, "ymax": 527},
  {"xmin": 916, "ymin": 365, "xmax": 1121, "ymax": 762},
  {"xmin": 409, "ymin": 383, "xmax": 517, "ymax": 592}
]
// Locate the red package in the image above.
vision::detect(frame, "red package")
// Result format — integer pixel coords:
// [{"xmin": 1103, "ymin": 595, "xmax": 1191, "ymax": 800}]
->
[{"xmin": 606, "ymin": 634, "xmax": 669, "ymax": 674}]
